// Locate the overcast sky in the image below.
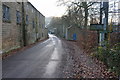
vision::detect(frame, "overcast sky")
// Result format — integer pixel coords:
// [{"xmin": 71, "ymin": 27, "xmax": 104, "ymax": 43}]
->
[{"xmin": 28, "ymin": 0, "xmax": 66, "ymax": 17}]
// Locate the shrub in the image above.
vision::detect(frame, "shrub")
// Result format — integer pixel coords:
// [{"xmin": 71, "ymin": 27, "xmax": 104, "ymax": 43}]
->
[{"xmin": 95, "ymin": 42, "xmax": 120, "ymax": 75}]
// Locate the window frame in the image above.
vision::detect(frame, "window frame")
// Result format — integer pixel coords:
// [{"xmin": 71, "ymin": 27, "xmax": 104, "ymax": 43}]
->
[
  {"xmin": 16, "ymin": 10, "xmax": 21, "ymax": 24},
  {"xmin": 2, "ymin": 4, "xmax": 10, "ymax": 22},
  {"xmin": 32, "ymin": 21, "xmax": 35, "ymax": 28},
  {"xmin": 26, "ymin": 15, "xmax": 29, "ymax": 25}
]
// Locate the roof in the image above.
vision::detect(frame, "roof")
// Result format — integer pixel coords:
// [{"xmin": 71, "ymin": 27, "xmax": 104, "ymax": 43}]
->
[{"xmin": 27, "ymin": 1, "xmax": 45, "ymax": 17}]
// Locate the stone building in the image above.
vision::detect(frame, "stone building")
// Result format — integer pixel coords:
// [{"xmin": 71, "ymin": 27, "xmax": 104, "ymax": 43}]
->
[
  {"xmin": 0, "ymin": 1, "xmax": 2, "ymax": 54},
  {"xmin": 1, "ymin": 1, "xmax": 47, "ymax": 54},
  {"xmin": 2, "ymin": 2, "xmax": 23, "ymax": 53}
]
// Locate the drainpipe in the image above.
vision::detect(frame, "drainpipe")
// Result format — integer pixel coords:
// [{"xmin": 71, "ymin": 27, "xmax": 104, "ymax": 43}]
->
[
  {"xmin": 35, "ymin": 11, "xmax": 38, "ymax": 42},
  {"xmin": 22, "ymin": 2, "xmax": 26, "ymax": 46}
]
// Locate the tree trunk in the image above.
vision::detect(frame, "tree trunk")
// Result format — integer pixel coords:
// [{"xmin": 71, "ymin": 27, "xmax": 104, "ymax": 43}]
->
[{"xmin": 82, "ymin": 2, "xmax": 88, "ymax": 29}]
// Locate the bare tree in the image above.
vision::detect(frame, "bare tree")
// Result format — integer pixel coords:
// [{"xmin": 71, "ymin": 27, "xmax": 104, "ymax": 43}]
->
[{"xmin": 57, "ymin": 0, "xmax": 98, "ymax": 29}]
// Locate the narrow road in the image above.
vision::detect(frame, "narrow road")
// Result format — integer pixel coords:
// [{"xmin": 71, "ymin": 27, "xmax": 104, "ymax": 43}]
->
[
  {"xmin": 3, "ymin": 34, "xmax": 68, "ymax": 78},
  {"xmin": 3, "ymin": 34, "xmax": 117, "ymax": 78}
]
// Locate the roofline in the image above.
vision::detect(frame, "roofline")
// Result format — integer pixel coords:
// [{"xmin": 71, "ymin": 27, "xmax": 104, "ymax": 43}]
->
[{"xmin": 27, "ymin": 1, "xmax": 45, "ymax": 17}]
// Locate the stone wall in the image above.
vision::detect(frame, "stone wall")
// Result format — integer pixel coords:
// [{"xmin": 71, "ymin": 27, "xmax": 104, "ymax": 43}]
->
[
  {"xmin": 37, "ymin": 12, "xmax": 42, "ymax": 40},
  {"xmin": 2, "ymin": 2, "xmax": 22, "ymax": 53},
  {"xmin": 24, "ymin": 2, "xmax": 46, "ymax": 44},
  {"xmin": 0, "ymin": 1, "xmax": 2, "ymax": 54},
  {"xmin": 1, "ymin": 2, "xmax": 47, "ymax": 53},
  {"xmin": 39, "ymin": 13, "xmax": 46, "ymax": 40},
  {"xmin": 24, "ymin": 2, "xmax": 37, "ymax": 45}
]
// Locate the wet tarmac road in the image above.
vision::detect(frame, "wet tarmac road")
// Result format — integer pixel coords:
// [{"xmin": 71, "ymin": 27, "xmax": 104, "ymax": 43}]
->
[{"xmin": 3, "ymin": 34, "xmax": 68, "ymax": 78}]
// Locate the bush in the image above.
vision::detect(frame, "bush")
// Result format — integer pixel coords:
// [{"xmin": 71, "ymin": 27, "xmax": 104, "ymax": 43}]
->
[
  {"xmin": 95, "ymin": 42, "xmax": 120, "ymax": 75},
  {"xmin": 108, "ymin": 43, "xmax": 120, "ymax": 75}
]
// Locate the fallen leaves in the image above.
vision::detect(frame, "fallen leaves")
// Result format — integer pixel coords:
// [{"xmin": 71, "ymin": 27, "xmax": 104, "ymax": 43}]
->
[{"xmin": 62, "ymin": 40, "xmax": 117, "ymax": 78}]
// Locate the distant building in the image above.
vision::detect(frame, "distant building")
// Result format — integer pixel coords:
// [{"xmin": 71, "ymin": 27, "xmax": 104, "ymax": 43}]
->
[{"xmin": 0, "ymin": 1, "xmax": 48, "ymax": 54}]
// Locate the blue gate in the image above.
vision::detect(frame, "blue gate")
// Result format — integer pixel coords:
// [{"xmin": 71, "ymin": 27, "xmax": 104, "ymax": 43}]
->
[{"xmin": 73, "ymin": 33, "xmax": 77, "ymax": 41}]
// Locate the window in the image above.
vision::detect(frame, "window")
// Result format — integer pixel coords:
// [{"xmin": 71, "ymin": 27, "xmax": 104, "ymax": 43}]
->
[
  {"xmin": 26, "ymin": 4, "xmax": 29, "ymax": 10},
  {"xmin": 32, "ymin": 8, "xmax": 34, "ymax": 13},
  {"xmin": 16, "ymin": 11, "xmax": 21, "ymax": 24},
  {"xmin": 42, "ymin": 33, "xmax": 44, "ymax": 37},
  {"xmin": 26, "ymin": 15, "xmax": 29, "ymax": 25},
  {"xmin": 39, "ymin": 23, "xmax": 41, "ymax": 27},
  {"xmin": 17, "ymin": 2, "xmax": 21, "ymax": 4},
  {"xmin": 32, "ymin": 21, "xmax": 35, "ymax": 28},
  {"xmin": 42, "ymin": 24, "xmax": 44, "ymax": 29},
  {"xmin": 2, "ymin": 5, "xmax": 10, "ymax": 21}
]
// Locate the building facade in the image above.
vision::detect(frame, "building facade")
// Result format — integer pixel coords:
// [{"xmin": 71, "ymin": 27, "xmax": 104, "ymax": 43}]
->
[
  {"xmin": 1, "ymin": 1, "xmax": 48, "ymax": 54},
  {"xmin": 0, "ymin": 1, "xmax": 2, "ymax": 54}
]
